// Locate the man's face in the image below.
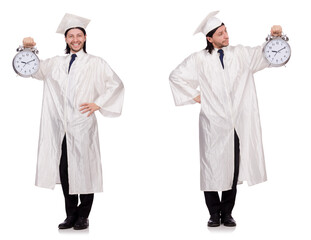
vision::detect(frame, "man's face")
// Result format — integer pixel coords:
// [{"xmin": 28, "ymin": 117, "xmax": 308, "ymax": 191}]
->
[
  {"xmin": 207, "ymin": 25, "xmax": 229, "ymax": 49},
  {"xmin": 65, "ymin": 28, "xmax": 86, "ymax": 53}
]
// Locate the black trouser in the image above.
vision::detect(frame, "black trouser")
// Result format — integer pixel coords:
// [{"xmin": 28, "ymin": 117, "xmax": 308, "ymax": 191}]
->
[
  {"xmin": 204, "ymin": 130, "xmax": 240, "ymax": 216},
  {"xmin": 59, "ymin": 135, "xmax": 94, "ymax": 218}
]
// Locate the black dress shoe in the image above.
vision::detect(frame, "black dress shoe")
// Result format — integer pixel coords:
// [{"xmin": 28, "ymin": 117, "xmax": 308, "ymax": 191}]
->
[
  {"xmin": 208, "ymin": 213, "xmax": 220, "ymax": 227},
  {"xmin": 221, "ymin": 214, "xmax": 236, "ymax": 227},
  {"xmin": 74, "ymin": 217, "xmax": 89, "ymax": 230},
  {"xmin": 58, "ymin": 216, "xmax": 78, "ymax": 229}
]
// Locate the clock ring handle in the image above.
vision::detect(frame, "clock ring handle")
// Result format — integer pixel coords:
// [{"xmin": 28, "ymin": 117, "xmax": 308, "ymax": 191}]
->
[
  {"xmin": 16, "ymin": 45, "xmax": 39, "ymax": 54},
  {"xmin": 16, "ymin": 45, "xmax": 24, "ymax": 52},
  {"xmin": 282, "ymin": 35, "xmax": 289, "ymax": 41},
  {"xmin": 266, "ymin": 34, "xmax": 289, "ymax": 42}
]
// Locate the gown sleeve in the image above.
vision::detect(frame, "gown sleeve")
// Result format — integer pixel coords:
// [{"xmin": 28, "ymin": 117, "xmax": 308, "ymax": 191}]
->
[
  {"xmin": 94, "ymin": 59, "xmax": 124, "ymax": 117},
  {"xmin": 31, "ymin": 58, "xmax": 52, "ymax": 80},
  {"xmin": 169, "ymin": 53, "xmax": 200, "ymax": 106},
  {"xmin": 245, "ymin": 44, "xmax": 270, "ymax": 73}
]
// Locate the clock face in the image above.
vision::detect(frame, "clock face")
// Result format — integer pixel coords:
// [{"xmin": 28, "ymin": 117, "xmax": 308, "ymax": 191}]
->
[
  {"xmin": 264, "ymin": 38, "xmax": 291, "ymax": 67},
  {"xmin": 12, "ymin": 50, "xmax": 40, "ymax": 77}
]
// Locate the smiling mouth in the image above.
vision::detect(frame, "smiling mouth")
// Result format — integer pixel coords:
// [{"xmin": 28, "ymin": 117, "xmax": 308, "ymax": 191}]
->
[{"xmin": 72, "ymin": 43, "xmax": 81, "ymax": 47}]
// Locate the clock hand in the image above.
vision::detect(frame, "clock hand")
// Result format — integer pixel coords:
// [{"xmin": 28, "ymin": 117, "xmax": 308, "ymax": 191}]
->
[
  {"xmin": 26, "ymin": 59, "xmax": 35, "ymax": 64},
  {"xmin": 277, "ymin": 47, "xmax": 286, "ymax": 53}
]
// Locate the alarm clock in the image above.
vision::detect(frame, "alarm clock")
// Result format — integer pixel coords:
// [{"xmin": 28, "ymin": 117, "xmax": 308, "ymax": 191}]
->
[
  {"xmin": 12, "ymin": 46, "xmax": 40, "ymax": 77},
  {"xmin": 263, "ymin": 34, "xmax": 291, "ymax": 67}
]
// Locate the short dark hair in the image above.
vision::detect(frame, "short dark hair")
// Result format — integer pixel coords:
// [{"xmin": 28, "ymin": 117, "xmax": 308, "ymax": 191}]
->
[
  {"xmin": 64, "ymin": 27, "xmax": 87, "ymax": 54},
  {"xmin": 205, "ymin": 23, "xmax": 225, "ymax": 54}
]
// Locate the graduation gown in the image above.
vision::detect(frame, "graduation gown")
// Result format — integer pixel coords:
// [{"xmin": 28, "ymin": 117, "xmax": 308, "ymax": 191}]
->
[
  {"xmin": 32, "ymin": 50, "xmax": 124, "ymax": 194},
  {"xmin": 169, "ymin": 45, "xmax": 269, "ymax": 191}
]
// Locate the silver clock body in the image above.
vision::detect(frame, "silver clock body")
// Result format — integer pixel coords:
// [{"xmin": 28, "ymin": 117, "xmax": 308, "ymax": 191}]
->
[
  {"xmin": 13, "ymin": 47, "xmax": 40, "ymax": 77},
  {"xmin": 263, "ymin": 35, "xmax": 291, "ymax": 67}
]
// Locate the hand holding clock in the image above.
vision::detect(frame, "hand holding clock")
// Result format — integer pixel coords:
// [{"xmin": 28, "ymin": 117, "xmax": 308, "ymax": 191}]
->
[
  {"xmin": 270, "ymin": 25, "xmax": 282, "ymax": 37},
  {"xmin": 23, "ymin": 37, "xmax": 36, "ymax": 48}
]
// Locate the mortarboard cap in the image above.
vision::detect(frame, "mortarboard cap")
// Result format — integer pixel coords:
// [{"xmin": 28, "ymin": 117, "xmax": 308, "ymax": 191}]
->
[
  {"xmin": 193, "ymin": 11, "xmax": 222, "ymax": 36},
  {"xmin": 56, "ymin": 13, "xmax": 90, "ymax": 34}
]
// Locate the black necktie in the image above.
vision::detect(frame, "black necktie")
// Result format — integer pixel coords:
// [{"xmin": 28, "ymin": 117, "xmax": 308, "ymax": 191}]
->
[
  {"xmin": 68, "ymin": 54, "xmax": 77, "ymax": 73},
  {"xmin": 218, "ymin": 49, "xmax": 224, "ymax": 69}
]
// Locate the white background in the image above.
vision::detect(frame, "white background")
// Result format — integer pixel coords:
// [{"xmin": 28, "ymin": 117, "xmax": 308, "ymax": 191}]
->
[{"xmin": 1, "ymin": 0, "xmax": 310, "ymax": 239}]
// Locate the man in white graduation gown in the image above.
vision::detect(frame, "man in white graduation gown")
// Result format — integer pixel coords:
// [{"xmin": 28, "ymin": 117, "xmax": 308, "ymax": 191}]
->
[
  {"xmin": 169, "ymin": 11, "xmax": 282, "ymax": 227},
  {"xmin": 22, "ymin": 13, "xmax": 124, "ymax": 230}
]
